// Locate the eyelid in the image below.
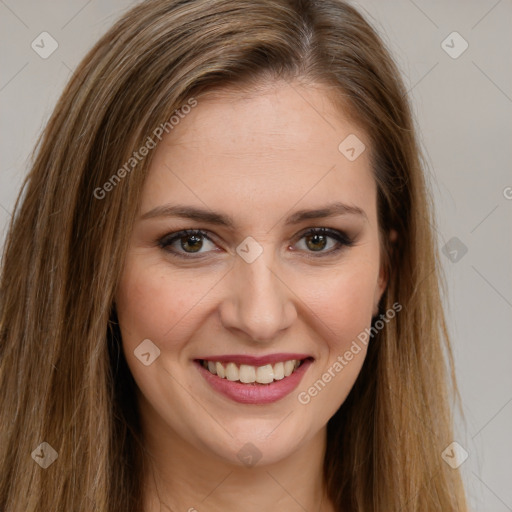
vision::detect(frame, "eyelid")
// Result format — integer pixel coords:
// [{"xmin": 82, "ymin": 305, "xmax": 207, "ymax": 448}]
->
[
  {"xmin": 291, "ymin": 227, "xmax": 355, "ymax": 258},
  {"xmin": 293, "ymin": 226, "xmax": 353, "ymax": 244},
  {"xmin": 157, "ymin": 227, "xmax": 355, "ymax": 259},
  {"xmin": 157, "ymin": 229, "xmax": 217, "ymax": 258}
]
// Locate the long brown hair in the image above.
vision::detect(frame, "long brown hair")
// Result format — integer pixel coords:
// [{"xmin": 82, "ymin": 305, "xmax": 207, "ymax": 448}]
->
[{"xmin": 0, "ymin": 0, "xmax": 467, "ymax": 510}]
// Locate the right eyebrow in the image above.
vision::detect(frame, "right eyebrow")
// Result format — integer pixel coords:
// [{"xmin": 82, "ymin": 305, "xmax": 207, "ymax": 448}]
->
[{"xmin": 140, "ymin": 204, "xmax": 235, "ymax": 227}]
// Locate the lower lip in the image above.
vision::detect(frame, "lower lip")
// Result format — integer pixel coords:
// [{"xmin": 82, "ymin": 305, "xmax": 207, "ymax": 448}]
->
[{"xmin": 194, "ymin": 359, "xmax": 313, "ymax": 404}]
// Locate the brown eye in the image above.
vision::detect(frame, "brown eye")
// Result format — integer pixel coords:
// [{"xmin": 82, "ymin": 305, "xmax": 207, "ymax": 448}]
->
[
  {"xmin": 179, "ymin": 233, "xmax": 203, "ymax": 253},
  {"xmin": 158, "ymin": 229, "xmax": 217, "ymax": 257},
  {"xmin": 295, "ymin": 228, "xmax": 355, "ymax": 257},
  {"xmin": 304, "ymin": 233, "xmax": 328, "ymax": 252}
]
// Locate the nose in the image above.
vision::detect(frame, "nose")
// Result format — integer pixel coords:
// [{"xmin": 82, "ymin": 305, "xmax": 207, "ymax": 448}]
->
[{"xmin": 218, "ymin": 250, "xmax": 297, "ymax": 343}]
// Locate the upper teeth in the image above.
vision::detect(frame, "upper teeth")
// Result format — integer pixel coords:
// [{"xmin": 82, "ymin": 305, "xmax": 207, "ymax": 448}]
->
[{"xmin": 202, "ymin": 359, "xmax": 302, "ymax": 384}]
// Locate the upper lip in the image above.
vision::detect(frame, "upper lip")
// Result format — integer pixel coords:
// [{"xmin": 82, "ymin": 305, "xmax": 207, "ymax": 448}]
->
[{"xmin": 195, "ymin": 353, "xmax": 313, "ymax": 366}]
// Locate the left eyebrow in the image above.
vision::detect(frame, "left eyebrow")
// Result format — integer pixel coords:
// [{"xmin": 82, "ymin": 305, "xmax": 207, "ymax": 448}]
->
[
  {"xmin": 140, "ymin": 201, "xmax": 367, "ymax": 226},
  {"xmin": 284, "ymin": 202, "xmax": 368, "ymax": 224}
]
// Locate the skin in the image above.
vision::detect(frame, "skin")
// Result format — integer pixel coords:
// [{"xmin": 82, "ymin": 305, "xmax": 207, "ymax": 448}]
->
[{"xmin": 115, "ymin": 79, "xmax": 392, "ymax": 512}]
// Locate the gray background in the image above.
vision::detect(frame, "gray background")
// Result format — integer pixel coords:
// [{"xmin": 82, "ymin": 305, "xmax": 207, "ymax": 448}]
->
[{"xmin": 1, "ymin": 1, "xmax": 511, "ymax": 510}]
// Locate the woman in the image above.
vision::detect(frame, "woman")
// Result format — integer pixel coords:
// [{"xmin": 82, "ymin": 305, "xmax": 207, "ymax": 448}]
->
[{"xmin": 0, "ymin": 0, "xmax": 468, "ymax": 510}]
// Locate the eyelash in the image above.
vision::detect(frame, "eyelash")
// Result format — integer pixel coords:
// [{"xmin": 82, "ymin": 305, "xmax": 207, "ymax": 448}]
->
[{"xmin": 157, "ymin": 227, "xmax": 355, "ymax": 259}]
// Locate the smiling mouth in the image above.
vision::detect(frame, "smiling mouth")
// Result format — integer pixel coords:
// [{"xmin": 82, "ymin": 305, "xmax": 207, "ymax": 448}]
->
[{"xmin": 198, "ymin": 357, "xmax": 313, "ymax": 385}]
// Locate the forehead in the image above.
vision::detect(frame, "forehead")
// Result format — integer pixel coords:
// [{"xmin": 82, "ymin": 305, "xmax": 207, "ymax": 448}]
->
[{"xmin": 140, "ymin": 80, "xmax": 377, "ymax": 228}]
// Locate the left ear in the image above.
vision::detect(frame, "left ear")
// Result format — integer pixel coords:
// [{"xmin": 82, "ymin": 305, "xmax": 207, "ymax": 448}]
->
[
  {"xmin": 372, "ymin": 264, "xmax": 388, "ymax": 317},
  {"xmin": 372, "ymin": 229, "xmax": 397, "ymax": 316}
]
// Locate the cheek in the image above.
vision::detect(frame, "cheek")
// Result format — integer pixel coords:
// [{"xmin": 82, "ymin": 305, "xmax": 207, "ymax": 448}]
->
[
  {"xmin": 295, "ymin": 264, "xmax": 377, "ymax": 415},
  {"xmin": 115, "ymin": 256, "xmax": 220, "ymax": 353},
  {"xmin": 115, "ymin": 259, "xmax": 178, "ymax": 349},
  {"xmin": 301, "ymin": 260, "xmax": 379, "ymax": 348}
]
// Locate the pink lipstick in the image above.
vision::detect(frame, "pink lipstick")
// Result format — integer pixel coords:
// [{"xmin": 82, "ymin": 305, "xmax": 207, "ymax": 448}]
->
[{"xmin": 194, "ymin": 355, "xmax": 313, "ymax": 404}]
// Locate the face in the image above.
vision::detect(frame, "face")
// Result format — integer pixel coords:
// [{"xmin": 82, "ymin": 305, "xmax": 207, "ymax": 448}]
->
[{"xmin": 115, "ymin": 80, "xmax": 388, "ymax": 467}]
